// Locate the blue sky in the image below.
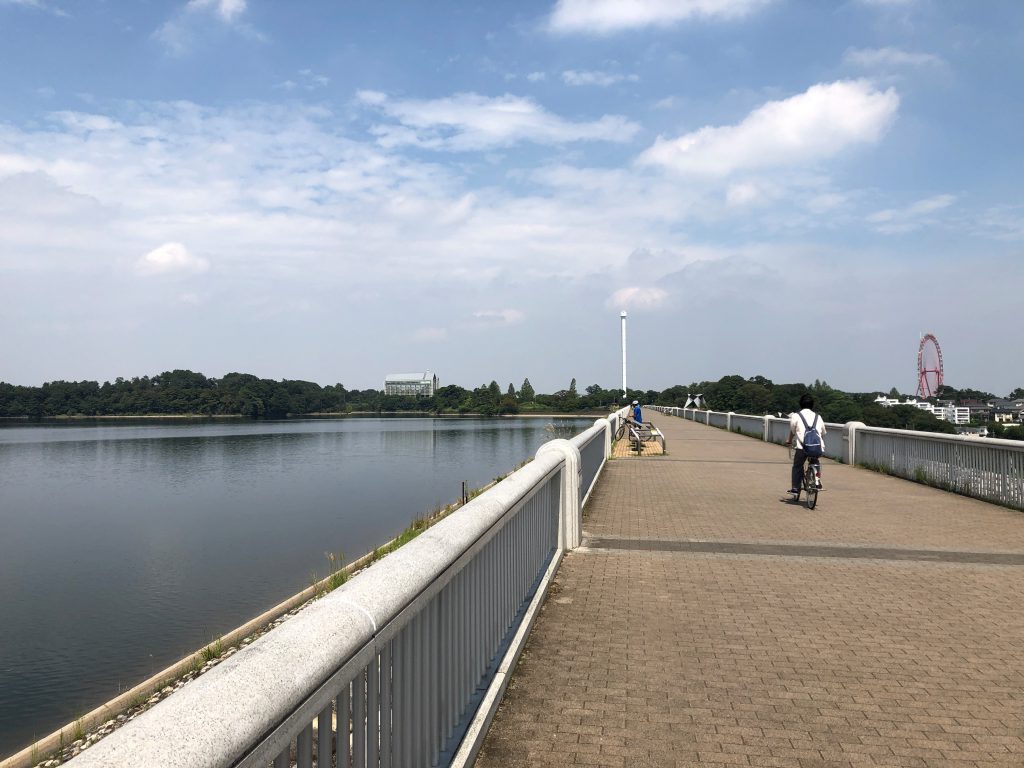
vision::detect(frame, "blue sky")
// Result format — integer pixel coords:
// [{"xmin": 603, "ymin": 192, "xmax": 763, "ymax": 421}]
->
[{"xmin": 1, "ymin": 0, "xmax": 1022, "ymax": 396}]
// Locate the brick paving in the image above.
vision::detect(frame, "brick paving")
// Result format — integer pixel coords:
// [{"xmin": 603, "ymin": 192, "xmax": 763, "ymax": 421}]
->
[{"xmin": 476, "ymin": 415, "xmax": 1024, "ymax": 767}]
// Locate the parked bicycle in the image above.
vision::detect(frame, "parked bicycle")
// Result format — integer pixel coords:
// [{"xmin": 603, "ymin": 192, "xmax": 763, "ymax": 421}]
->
[{"xmin": 615, "ymin": 416, "xmax": 648, "ymax": 454}]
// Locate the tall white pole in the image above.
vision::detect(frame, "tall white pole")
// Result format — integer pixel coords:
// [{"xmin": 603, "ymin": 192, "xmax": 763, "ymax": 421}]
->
[{"xmin": 620, "ymin": 311, "xmax": 628, "ymax": 399}]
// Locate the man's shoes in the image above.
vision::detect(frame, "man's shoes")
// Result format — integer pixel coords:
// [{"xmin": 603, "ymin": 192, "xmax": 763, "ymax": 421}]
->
[{"xmin": 788, "ymin": 488, "xmax": 799, "ymax": 495}]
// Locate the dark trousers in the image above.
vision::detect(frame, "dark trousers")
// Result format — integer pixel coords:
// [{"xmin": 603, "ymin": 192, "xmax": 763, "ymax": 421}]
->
[{"xmin": 791, "ymin": 449, "xmax": 820, "ymax": 490}]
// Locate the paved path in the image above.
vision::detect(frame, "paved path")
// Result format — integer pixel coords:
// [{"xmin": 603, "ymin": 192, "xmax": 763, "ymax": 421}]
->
[{"xmin": 476, "ymin": 415, "xmax": 1024, "ymax": 767}]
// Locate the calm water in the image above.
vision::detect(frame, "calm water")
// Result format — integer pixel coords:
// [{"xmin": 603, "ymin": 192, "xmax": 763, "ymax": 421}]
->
[{"xmin": 0, "ymin": 416, "xmax": 588, "ymax": 757}]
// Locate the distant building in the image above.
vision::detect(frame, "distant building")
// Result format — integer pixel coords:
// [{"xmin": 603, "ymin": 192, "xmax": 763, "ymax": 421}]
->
[
  {"xmin": 873, "ymin": 395, "xmax": 970, "ymax": 425},
  {"xmin": 991, "ymin": 398, "xmax": 1024, "ymax": 424},
  {"xmin": 960, "ymin": 399, "xmax": 995, "ymax": 421},
  {"xmin": 384, "ymin": 372, "xmax": 439, "ymax": 397}
]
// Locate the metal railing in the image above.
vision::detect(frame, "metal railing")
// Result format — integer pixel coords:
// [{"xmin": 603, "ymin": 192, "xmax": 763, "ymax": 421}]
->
[
  {"xmin": 571, "ymin": 420, "xmax": 612, "ymax": 509},
  {"xmin": 67, "ymin": 417, "xmax": 619, "ymax": 768},
  {"xmin": 855, "ymin": 427, "xmax": 1024, "ymax": 510},
  {"xmin": 649, "ymin": 406, "xmax": 1024, "ymax": 510}
]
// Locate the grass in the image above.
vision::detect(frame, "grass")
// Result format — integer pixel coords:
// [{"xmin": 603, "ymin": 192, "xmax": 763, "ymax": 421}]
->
[
  {"xmin": 200, "ymin": 638, "xmax": 223, "ymax": 664},
  {"xmin": 324, "ymin": 551, "xmax": 348, "ymax": 592}
]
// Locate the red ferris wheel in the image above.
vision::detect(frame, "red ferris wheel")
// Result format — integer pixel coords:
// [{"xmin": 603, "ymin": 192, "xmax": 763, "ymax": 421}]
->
[{"xmin": 916, "ymin": 333, "xmax": 944, "ymax": 398}]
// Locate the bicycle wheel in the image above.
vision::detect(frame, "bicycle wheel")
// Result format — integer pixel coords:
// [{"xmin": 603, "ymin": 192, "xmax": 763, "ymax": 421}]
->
[
  {"xmin": 615, "ymin": 423, "xmax": 625, "ymax": 441},
  {"xmin": 804, "ymin": 464, "xmax": 818, "ymax": 510}
]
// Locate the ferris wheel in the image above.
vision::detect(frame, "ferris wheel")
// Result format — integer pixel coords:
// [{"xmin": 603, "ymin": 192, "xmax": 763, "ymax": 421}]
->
[{"xmin": 916, "ymin": 333, "xmax": 944, "ymax": 398}]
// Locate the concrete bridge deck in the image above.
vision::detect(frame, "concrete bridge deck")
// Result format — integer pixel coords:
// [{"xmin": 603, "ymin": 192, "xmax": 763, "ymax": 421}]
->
[{"xmin": 476, "ymin": 415, "xmax": 1024, "ymax": 767}]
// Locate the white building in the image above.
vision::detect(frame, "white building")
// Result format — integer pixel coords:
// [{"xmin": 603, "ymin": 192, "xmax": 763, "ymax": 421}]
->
[
  {"xmin": 873, "ymin": 395, "xmax": 970, "ymax": 425},
  {"xmin": 384, "ymin": 372, "xmax": 439, "ymax": 397}
]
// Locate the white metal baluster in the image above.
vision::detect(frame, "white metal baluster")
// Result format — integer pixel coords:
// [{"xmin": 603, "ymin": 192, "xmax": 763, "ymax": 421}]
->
[
  {"xmin": 380, "ymin": 641, "xmax": 392, "ymax": 768},
  {"xmin": 353, "ymin": 668, "xmax": 366, "ymax": 767},
  {"xmin": 338, "ymin": 683, "xmax": 352, "ymax": 768},
  {"xmin": 367, "ymin": 655, "xmax": 379, "ymax": 767},
  {"xmin": 394, "ymin": 627, "xmax": 407, "ymax": 768},
  {"xmin": 317, "ymin": 704, "xmax": 332, "ymax": 768},
  {"xmin": 298, "ymin": 723, "xmax": 313, "ymax": 768},
  {"xmin": 430, "ymin": 598, "xmax": 441, "ymax": 767},
  {"xmin": 416, "ymin": 611, "xmax": 427, "ymax": 768},
  {"xmin": 442, "ymin": 584, "xmax": 453, "ymax": 745}
]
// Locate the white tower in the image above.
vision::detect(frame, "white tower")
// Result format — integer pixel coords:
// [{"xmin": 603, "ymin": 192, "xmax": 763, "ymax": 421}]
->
[{"xmin": 620, "ymin": 311, "xmax": 628, "ymax": 400}]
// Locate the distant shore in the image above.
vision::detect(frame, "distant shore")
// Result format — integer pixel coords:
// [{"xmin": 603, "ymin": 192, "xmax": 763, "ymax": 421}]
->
[{"xmin": 1, "ymin": 410, "xmax": 613, "ymax": 422}]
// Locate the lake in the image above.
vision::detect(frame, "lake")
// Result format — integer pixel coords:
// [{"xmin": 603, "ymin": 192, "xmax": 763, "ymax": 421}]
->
[{"xmin": 0, "ymin": 416, "xmax": 591, "ymax": 758}]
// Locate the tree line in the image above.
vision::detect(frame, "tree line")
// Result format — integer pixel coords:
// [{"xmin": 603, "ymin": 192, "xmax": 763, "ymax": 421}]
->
[
  {"xmin": 0, "ymin": 370, "xmax": 1020, "ymax": 438},
  {"xmin": 0, "ymin": 372, "xmax": 616, "ymax": 419}
]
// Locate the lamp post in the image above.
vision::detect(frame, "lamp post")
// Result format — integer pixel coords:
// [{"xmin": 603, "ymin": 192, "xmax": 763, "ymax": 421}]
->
[{"xmin": 620, "ymin": 311, "xmax": 627, "ymax": 400}]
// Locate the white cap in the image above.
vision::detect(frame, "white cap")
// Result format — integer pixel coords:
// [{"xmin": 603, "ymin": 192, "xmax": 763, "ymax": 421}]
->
[{"xmin": 632, "ymin": 400, "xmax": 639, "ymax": 405}]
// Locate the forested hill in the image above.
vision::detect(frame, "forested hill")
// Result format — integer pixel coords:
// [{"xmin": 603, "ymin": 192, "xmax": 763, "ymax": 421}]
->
[{"xmin": 0, "ymin": 370, "xmax": 1017, "ymax": 436}]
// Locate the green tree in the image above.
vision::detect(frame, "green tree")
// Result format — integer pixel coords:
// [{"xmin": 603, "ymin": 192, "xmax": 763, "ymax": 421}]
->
[{"xmin": 519, "ymin": 378, "xmax": 535, "ymax": 403}]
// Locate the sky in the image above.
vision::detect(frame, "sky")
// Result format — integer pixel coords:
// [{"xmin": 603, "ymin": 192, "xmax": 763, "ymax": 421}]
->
[{"xmin": 1, "ymin": 0, "xmax": 1022, "ymax": 396}]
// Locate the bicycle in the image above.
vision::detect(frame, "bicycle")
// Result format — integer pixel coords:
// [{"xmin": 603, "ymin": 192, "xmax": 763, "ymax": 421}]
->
[
  {"xmin": 615, "ymin": 416, "xmax": 646, "ymax": 454},
  {"xmin": 785, "ymin": 441, "xmax": 820, "ymax": 510}
]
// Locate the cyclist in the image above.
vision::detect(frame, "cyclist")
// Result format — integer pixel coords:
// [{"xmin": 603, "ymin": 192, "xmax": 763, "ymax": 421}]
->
[
  {"xmin": 785, "ymin": 393, "xmax": 825, "ymax": 495},
  {"xmin": 631, "ymin": 399, "xmax": 642, "ymax": 423}
]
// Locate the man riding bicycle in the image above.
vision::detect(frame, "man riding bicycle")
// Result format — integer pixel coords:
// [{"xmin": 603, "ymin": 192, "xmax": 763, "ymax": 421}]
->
[{"xmin": 785, "ymin": 393, "xmax": 825, "ymax": 495}]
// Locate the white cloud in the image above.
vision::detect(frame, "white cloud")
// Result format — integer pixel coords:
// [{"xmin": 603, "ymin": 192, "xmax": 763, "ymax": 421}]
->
[
  {"xmin": 972, "ymin": 205, "xmax": 1024, "ymax": 241},
  {"xmin": 412, "ymin": 327, "xmax": 448, "ymax": 343},
  {"xmin": 186, "ymin": 0, "xmax": 246, "ymax": 23},
  {"xmin": 155, "ymin": 0, "xmax": 255, "ymax": 56},
  {"xmin": 276, "ymin": 69, "xmax": 330, "ymax": 92},
  {"xmin": 844, "ymin": 46, "xmax": 943, "ymax": 69},
  {"xmin": 805, "ymin": 192, "xmax": 848, "ymax": 213},
  {"xmin": 527, "ymin": 72, "xmax": 547, "ymax": 82},
  {"xmin": 867, "ymin": 194, "xmax": 955, "ymax": 233},
  {"xmin": 606, "ymin": 286, "xmax": 669, "ymax": 310},
  {"xmin": 562, "ymin": 70, "xmax": 639, "ymax": 87},
  {"xmin": 0, "ymin": 0, "xmax": 67, "ymax": 15},
  {"xmin": 638, "ymin": 80, "xmax": 899, "ymax": 177},
  {"xmin": 136, "ymin": 242, "xmax": 210, "ymax": 276},
  {"xmin": 726, "ymin": 182, "xmax": 760, "ymax": 206},
  {"xmin": 472, "ymin": 309, "xmax": 525, "ymax": 324},
  {"xmin": 358, "ymin": 91, "xmax": 639, "ymax": 151},
  {"xmin": 548, "ymin": 0, "xmax": 771, "ymax": 34}
]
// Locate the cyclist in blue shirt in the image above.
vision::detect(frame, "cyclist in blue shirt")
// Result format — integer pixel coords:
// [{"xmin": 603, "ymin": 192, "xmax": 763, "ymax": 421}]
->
[{"xmin": 631, "ymin": 400, "xmax": 642, "ymax": 423}]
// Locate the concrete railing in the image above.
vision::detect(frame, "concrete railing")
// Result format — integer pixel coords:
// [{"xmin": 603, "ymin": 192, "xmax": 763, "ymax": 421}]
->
[
  {"xmin": 649, "ymin": 406, "xmax": 1024, "ymax": 511},
  {"xmin": 65, "ymin": 417, "xmax": 619, "ymax": 768}
]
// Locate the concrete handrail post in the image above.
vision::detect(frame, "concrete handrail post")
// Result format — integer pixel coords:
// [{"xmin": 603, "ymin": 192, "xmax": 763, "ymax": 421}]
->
[
  {"xmin": 727, "ymin": 412, "xmax": 734, "ymax": 432},
  {"xmin": 763, "ymin": 415, "xmax": 770, "ymax": 442},
  {"xmin": 845, "ymin": 421, "xmax": 865, "ymax": 466},
  {"xmin": 594, "ymin": 417, "xmax": 612, "ymax": 459},
  {"xmin": 536, "ymin": 439, "xmax": 583, "ymax": 551}
]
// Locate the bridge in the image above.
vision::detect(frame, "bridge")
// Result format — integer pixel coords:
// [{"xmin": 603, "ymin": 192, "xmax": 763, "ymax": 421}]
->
[
  {"xmin": 24, "ymin": 409, "xmax": 1024, "ymax": 768},
  {"xmin": 475, "ymin": 412, "xmax": 1024, "ymax": 767}
]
